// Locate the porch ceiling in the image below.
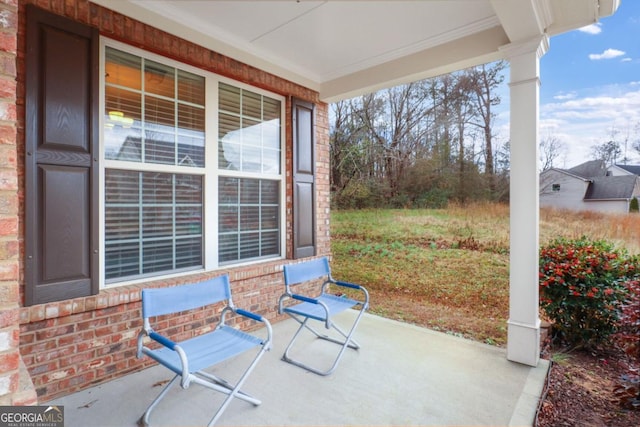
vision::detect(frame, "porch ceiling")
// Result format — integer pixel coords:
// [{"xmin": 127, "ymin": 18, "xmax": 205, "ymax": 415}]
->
[{"xmin": 92, "ymin": 0, "xmax": 619, "ymax": 102}]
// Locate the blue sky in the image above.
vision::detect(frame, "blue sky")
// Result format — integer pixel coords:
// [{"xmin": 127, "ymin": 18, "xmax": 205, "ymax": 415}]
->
[{"xmin": 537, "ymin": 0, "xmax": 640, "ymax": 167}]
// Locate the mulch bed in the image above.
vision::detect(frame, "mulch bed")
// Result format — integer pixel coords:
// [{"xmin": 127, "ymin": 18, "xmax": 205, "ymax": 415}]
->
[{"xmin": 536, "ymin": 345, "xmax": 640, "ymax": 427}]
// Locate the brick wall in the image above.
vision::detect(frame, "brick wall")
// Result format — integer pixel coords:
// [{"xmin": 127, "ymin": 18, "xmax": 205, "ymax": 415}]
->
[
  {"xmin": 15, "ymin": 0, "xmax": 331, "ymax": 402},
  {"xmin": 0, "ymin": 0, "xmax": 37, "ymax": 407}
]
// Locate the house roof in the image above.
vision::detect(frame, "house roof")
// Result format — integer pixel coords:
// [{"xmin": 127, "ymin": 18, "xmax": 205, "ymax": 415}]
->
[
  {"xmin": 584, "ymin": 175, "xmax": 639, "ymax": 200},
  {"xmin": 567, "ymin": 160, "xmax": 608, "ymax": 179},
  {"xmin": 614, "ymin": 164, "xmax": 640, "ymax": 175},
  {"xmin": 92, "ymin": 0, "xmax": 619, "ymax": 102}
]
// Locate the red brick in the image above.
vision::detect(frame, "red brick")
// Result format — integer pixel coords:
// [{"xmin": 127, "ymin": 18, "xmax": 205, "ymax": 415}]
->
[
  {"xmin": 34, "ymin": 345, "xmax": 75, "ymax": 364},
  {"xmin": 57, "ymin": 329, "xmax": 92, "ymax": 347},
  {"xmin": 0, "ymin": 350, "xmax": 19, "ymax": 371},
  {"xmin": 0, "ymin": 169, "xmax": 17, "ymax": 191},
  {"xmin": 0, "ymin": 306, "xmax": 18, "ymax": 327},
  {"xmin": 35, "ymin": 324, "xmax": 75, "ymax": 341},
  {"xmin": 0, "ymin": 216, "xmax": 17, "ymax": 236}
]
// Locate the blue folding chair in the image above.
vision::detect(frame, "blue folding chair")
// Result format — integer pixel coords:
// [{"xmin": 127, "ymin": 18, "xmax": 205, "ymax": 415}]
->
[
  {"xmin": 136, "ymin": 275, "xmax": 272, "ymax": 426},
  {"xmin": 279, "ymin": 257, "xmax": 369, "ymax": 376}
]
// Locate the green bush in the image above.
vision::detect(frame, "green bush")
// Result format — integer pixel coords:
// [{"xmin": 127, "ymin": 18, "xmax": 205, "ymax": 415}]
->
[
  {"xmin": 539, "ymin": 237, "xmax": 635, "ymax": 349},
  {"xmin": 630, "ymin": 197, "xmax": 639, "ymax": 213}
]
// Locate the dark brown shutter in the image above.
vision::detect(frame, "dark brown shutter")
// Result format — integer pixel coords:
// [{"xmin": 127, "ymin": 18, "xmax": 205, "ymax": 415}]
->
[
  {"xmin": 25, "ymin": 5, "xmax": 99, "ymax": 305},
  {"xmin": 292, "ymin": 98, "xmax": 316, "ymax": 259}
]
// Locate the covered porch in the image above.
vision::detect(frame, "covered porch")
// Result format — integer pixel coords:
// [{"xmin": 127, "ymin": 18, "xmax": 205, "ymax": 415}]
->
[
  {"xmin": 52, "ymin": 311, "xmax": 549, "ymax": 426},
  {"xmin": 0, "ymin": 0, "xmax": 620, "ymax": 409}
]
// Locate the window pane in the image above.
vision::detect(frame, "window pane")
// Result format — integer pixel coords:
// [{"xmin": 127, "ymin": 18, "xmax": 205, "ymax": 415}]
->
[
  {"xmin": 219, "ymin": 83, "xmax": 240, "ymax": 114},
  {"xmin": 240, "ymin": 179, "xmax": 259, "ymax": 203},
  {"xmin": 242, "ymin": 90, "xmax": 262, "ymax": 119},
  {"xmin": 178, "ymin": 70, "xmax": 205, "ymax": 105},
  {"xmin": 240, "ymin": 206, "xmax": 259, "ymax": 231},
  {"xmin": 145, "ymin": 60, "xmax": 175, "ymax": 98},
  {"xmin": 242, "ymin": 146, "xmax": 262, "ymax": 172},
  {"xmin": 263, "ymin": 149, "xmax": 280, "ymax": 174},
  {"xmin": 240, "ymin": 233, "xmax": 260, "ymax": 259},
  {"xmin": 106, "ymin": 206, "xmax": 139, "ymax": 240},
  {"xmin": 176, "ymin": 237, "xmax": 202, "ymax": 268},
  {"xmin": 176, "ymin": 207, "xmax": 202, "ymax": 235},
  {"xmin": 105, "ymin": 86, "xmax": 142, "ymax": 161},
  {"xmin": 142, "ymin": 173, "xmax": 173, "ymax": 203},
  {"xmin": 263, "ymin": 121, "xmax": 280, "ymax": 149},
  {"xmin": 217, "ymin": 82, "xmax": 280, "ymax": 174},
  {"xmin": 105, "ymin": 169, "xmax": 139, "ymax": 203},
  {"xmin": 261, "ymin": 231, "xmax": 280, "ymax": 256},
  {"xmin": 261, "ymin": 206, "xmax": 278, "ymax": 229},
  {"xmin": 219, "ymin": 177, "xmax": 238, "ymax": 203},
  {"xmin": 218, "ymin": 177, "xmax": 280, "ymax": 264},
  {"xmin": 143, "ymin": 240, "xmax": 173, "ymax": 273},
  {"xmin": 143, "ymin": 206, "xmax": 173, "ymax": 238},
  {"xmin": 178, "ymin": 104, "xmax": 205, "ymax": 167},
  {"xmin": 106, "ymin": 47, "xmax": 141, "ymax": 90},
  {"xmin": 261, "ymin": 180, "xmax": 279, "ymax": 204},
  {"xmin": 105, "ymin": 47, "xmax": 206, "ymax": 168},
  {"xmin": 175, "ymin": 174, "xmax": 203, "ymax": 204},
  {"xmin": 242, "ymin": 119, "xmax": 261, "ymax": 146},
  {"xmin": 218, "ymin": 234, "xmax": 238, "ymax": 263},
  {"xmin": 105, "ymin": 169, "xmax": 203, "ymax": 281},
  {"xmin": 263, "ymin": 97, "xmax": 280, "ymax": 121},
  {"xmin": 105, "ymin": 241, "xmax": 140, "ymax": 279},
  {"xmin": 219, "ymin": 206, "xmax": 238, "ymax": 233}
]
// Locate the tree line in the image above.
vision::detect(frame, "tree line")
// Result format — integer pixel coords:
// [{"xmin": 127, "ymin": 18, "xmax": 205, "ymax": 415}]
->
[
  {"xmin": 330, "ymin": 61, "xmax": 509, "ymax": 209},
  {"xmin": 330, "ymin": 60, "xmax": 640, "ymax": 209}
]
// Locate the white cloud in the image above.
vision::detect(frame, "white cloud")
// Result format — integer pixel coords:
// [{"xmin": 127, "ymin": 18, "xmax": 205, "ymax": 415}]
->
[
  {"xmin": 588, "ymin": 48, "xmax": 626, "ymax": 60},
  {"xmin": 540, "ymin": 88, "xmax": 640, "ymax": 166},
  {"xmin": 553, "ymin": 92, "xmax": 577, "ymax": 101},
  {"xmin": 578, "ymin": 23, "xmax": 602, "ymax": 35},
  {"xmin": 621, "ymin": 57, "xmax": 632, "ymax": 62}
]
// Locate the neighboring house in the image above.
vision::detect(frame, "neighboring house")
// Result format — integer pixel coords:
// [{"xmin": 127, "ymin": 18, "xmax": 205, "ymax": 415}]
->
[
  {"xmin": 540, "ymin": 160, "xmax": 640, "ymax": 213},
  {"xmin": 0, "ymin": 0, "xmax": 619, "ymax": 407},
  {"xmin": 608, "ymin": 164, "xmax": 640, "ymax": 176}
]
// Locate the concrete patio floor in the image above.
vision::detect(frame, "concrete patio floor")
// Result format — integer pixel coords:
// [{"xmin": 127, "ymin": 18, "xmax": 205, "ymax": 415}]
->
[{"xmin": 50, "ymin": 311, "xmax": 549, "ymax": 426}]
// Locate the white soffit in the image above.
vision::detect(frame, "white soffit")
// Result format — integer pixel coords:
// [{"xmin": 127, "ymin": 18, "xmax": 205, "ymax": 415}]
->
[{"xmin": 92, "ymin": 0, "xmax": 620, "ymax": 102}]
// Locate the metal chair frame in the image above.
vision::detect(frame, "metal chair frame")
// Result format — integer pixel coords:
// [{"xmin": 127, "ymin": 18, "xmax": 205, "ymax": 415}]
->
[
  {"xmin": 279, "ymin": 257, "xmax": 369, "ymax": 376},
  {"xmin": 136, "ymin": 275, "xmax": 272, "ymax": 426}
]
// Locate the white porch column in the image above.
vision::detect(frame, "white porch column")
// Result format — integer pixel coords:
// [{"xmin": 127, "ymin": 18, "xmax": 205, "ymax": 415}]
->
[{"xmin": 503, "ymin": 36, "xmax": 548, "ymax": 367}]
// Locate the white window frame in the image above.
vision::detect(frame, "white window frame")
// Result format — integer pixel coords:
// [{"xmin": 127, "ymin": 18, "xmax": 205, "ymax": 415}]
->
[{"xmin": 99, "ymin": 38, "xmax": 286, "ymax": 288}]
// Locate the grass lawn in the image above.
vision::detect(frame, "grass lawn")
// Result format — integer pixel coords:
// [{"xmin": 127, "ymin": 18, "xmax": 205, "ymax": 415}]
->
[{"xmin": 330, "ymin": 203, "xmax": 640, "ymax": 346}]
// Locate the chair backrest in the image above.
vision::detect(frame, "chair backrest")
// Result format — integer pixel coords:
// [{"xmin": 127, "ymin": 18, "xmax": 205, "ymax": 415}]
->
[
  {"xmin": 283, "ymin": 257, "xmax": 330, "ymax": 287},
  {"xmin": 141, "ymin": 275, "xmax": 231, "ymax": 319}
]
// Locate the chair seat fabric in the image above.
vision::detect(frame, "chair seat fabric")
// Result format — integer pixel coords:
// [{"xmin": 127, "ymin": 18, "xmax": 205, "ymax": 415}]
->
[
  {"xmin": 146, "ymin": 326, "xmax": 263, "ymax": 375},
  {"xmin": 284, "ymin": 293, "xmax": 358, "ymax": 322}
]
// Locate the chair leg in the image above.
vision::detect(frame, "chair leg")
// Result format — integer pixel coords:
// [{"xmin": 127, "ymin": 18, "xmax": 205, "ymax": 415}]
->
[
  {"xmin": 282, "ymin": 308, "xmax": 366, "ymax": 376},
  {"xmin": 205, "ymin": 346, "xmax": 269, "ymax": 427},
  {"xmin": 138, "ymin": 374, "xmax": 180, "ymax": 427},
  {"xmin": 196, "ymin": 371, "xmax": 261, "ymax": 405}
]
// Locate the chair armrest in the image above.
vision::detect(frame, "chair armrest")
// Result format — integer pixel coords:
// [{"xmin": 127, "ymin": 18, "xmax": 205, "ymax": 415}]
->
[
  {"xmin": 145, "ymin": 332, "xmax": 191, "ymax": 387},
  {"xmin": 149, "ymin": 331, "xmax": 176, "ymax": 350},
  {"xmin": 292, "ymin": 294, "xmax": 319, "ymax": 304},
  {"xmin": 235, "ymin": 308, "xmax": 262, "ymax": 322},
  {"xmin": 233, "ymin": 308, "xmax": 273, "ymax": 351},
  {"xmin": 334, "ymin": 280, "xmax": 362, "ymax": 290},
  {"xmin": 333, "ymin": 281, "xmax": 370, "ymax": 309},
  {"xmin": 292, "ymin": 294, "xmax": 332, "ymax": 329}
]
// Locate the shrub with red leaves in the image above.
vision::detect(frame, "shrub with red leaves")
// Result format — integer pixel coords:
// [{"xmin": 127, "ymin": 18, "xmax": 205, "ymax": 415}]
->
[
  {"xmin": 613, "ymin": 278, "xmax": 640, "ymax": 410},
  {"xmin": 539, "ymin": 237, "xmax": 635, "ymax": 349}
]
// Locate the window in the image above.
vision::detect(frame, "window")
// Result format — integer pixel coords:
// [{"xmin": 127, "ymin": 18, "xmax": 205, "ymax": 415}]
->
[
  {"xmin": 552, "ymin": 184, "xmax": 561, "ymax": 192},
  {"xmin": 217, "ymin": 83, "xmax": 282, "ymax": 264},
  {"xmin": 102, "ymin": 42, "xmax": 283, "ymax": 285}
]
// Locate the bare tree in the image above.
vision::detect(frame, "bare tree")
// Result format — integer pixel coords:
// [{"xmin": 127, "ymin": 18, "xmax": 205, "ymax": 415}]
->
[
  {"xmin": 539, "ymin": 134, "xmax": 566, "ymax": 171},
  {"xmin": 591, "ymin": 140, "xmax": 621, "ymax": 166},
  {"xmin": 466, "ymin": 61, "xmax": 506, "ymax": 190}
]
